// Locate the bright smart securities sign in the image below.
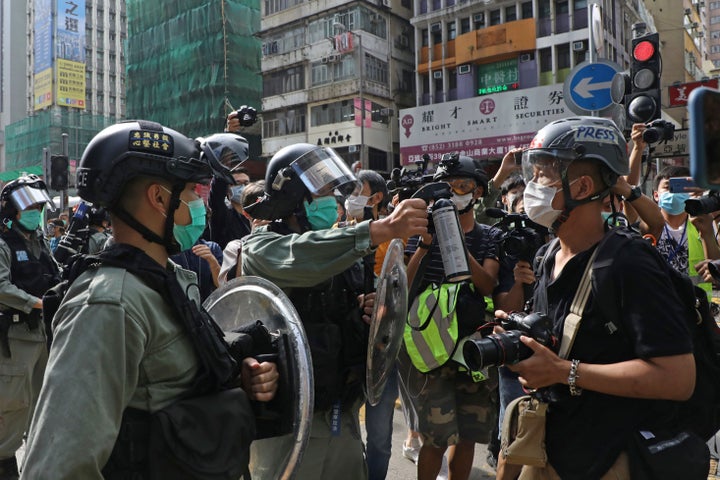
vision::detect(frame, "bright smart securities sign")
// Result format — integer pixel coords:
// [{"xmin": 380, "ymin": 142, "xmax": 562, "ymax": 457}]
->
[{"xmin": 477, "ymin": 59, "xmax": 520, "ymax": 96}]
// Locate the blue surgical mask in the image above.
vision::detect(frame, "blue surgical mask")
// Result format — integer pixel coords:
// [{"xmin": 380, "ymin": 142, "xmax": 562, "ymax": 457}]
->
[
  {"xmin": 601, "ymin": 211, "xmax": 613, "ymax": 221},
  {"xmin": 173, "ymin": 199, "xmax": 207, "ymax": 251},
  {"xmin": 229, "ymin": 185, "xmax": 245, "ymax": 204},
  {"xmin": 658, "ymin": 191, "xmax": 689, "ymax": 216},
  {"xmin": 17, "ymin": 209, "xmax": 42, "ymax": 231},
  {"xmin": 304, "ymin": 196, "xmax": 338, "ymax": 231}
]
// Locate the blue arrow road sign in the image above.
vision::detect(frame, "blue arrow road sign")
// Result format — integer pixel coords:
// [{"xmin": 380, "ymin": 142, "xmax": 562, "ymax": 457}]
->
[{"xmin": 563, "ymin": 60, "xmax": 621, "ymax": 114}]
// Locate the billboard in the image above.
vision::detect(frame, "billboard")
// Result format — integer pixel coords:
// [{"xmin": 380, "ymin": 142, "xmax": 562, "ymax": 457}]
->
[
  {"xmin": 55, "ymin": 0, "xmax": 86, "ymax": 108},
  {"xmin": 33, "ymin": 0, "xmax": 53, "ymax": 110},
  {"xmin": 399, "ymin": 84, "xmax": 569, "ymax": 164}
]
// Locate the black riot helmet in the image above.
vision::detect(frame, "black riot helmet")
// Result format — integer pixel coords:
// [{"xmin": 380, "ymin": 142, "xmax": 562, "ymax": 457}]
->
[
  {"xmin": 197, "ymin": 132, "xmax": 250, "ymax": 184},
  {"xmin": 433, "ymin": 153, "xmax": 488, "ymax": 196},
  {"xmin": 245, "ymin": 143, "xmax": 360, "ymax": 221},
  {"xmin": 77, "ymin": 120, "xmax": 229, "ymax": 254},
  {"xmin": 0, "ymin": 174, "xmax": 53, "ymax": 225}
]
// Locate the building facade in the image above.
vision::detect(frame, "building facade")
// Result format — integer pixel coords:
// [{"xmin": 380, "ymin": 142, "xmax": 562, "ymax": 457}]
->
[
  {"xmin": 2, "ymin": 0, "xmax": 126, "ymax": 181},
  {"xmin": 260, "ymin": 0, "xmax": 415, "ymax": 173}
]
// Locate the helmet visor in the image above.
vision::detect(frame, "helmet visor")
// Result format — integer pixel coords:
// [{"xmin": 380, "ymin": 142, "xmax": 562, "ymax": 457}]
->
[
  {"xmin": 521, "ymin": 149, "xmax": 577, "ymax": 186},
  {"xmin": 10, "ymin": 185, "xmax": 52, "ymax": 211},
  {"xmin": 291, "ymin": 147, "xmax": 360, "ymax": 197}
]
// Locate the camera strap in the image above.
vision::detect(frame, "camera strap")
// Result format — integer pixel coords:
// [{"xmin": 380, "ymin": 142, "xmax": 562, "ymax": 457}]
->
[{"xmin": 557, "ymin": 244, "xmax": 601, "ymax": 359}]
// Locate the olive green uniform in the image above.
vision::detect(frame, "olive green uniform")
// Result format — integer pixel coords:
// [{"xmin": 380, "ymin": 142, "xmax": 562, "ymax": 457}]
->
[
  {"xmin": 21, "ymin": 262, "xmax": 200, "ymax": 479},
  {"xmin": 242, "ymin": 220, "xmax": 375, "ymax": 480},
  {"xmin": 0, "ymin": 234, "xmax": 53, "ymax": 462}
]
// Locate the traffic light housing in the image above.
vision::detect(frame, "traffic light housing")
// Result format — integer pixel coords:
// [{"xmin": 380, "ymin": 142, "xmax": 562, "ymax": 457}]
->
[
  {"xmin": 626, "ymin": 32, "xmax": 662, "ymax": 123},
  {"xmin": 49, "ymin": 154, "xmax": 69, "ymax": 191}
]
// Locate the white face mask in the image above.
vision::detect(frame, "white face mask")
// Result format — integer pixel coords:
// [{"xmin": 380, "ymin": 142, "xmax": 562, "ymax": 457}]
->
[
  {"xmin": 345, "ymin": 194, "xmax": 369, "ymax": 219},
  {"xmin": 451, "ymin": 192, "xmax": 474, "ymax": 211},
  {"xmin": 523, "ymin": 180, "xmax": 563, "ymax": 228}
]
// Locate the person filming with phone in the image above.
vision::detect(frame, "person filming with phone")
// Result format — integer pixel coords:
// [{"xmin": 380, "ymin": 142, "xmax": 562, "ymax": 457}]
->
[{"xmin": 652, "ymin": 165, "xmax": 720, "ymax": 296}]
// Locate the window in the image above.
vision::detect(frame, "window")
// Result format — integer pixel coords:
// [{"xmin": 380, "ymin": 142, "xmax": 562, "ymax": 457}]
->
[
  {"xmin": 460, "ymin": 17, "xmax": 471, "ymax": 34},
  {"xmin": 264, "ymin": 0, "xmax": 304, "ymax": 15},
  {"xmin": 421, "ymin": 28, "xmax": 429, "ymax": 47},
  {"xmin": 448, "ymin": 22, "xmax": 456, "ymax": 40},
  {"xmin": 490, "ymin": 10, "xmax": 501, "ymax": 26},
  {"xmin": 557, "ymin": 43, "xmax": 571, "ymax": 69},
  {"xmin": 364, "ymin": 54, "xmax": 388, "ymax": 85},
  {"xmin": 539, "ymin": 0, "xmax": 551, "ymax": 18},
  {"xmin": 521, "ymin": 1, "xmax": 533, "ymax": 19},
  {"xmin": 310, "ymin": 101, "xmax": 355, "ymax": 127},
  {"xmin": 506, "ymin": 6, "xmax": 517, "ymax": 22},
  {"xmin": 711, "ymin": 1, "xmax": 720, "ymax": 8},
  {"xmin": 264, "ymin": 66, "xmax": 305, "ymax": 96},
  {"xmin": 539, "ymin": 47, "xmax": 552, "ymax": 73},
  {"xmin": 263, "ymin": 107, "xmax": 306, "ymax": 137},
  {"xmin": 712, "ymin": 16, "xmax": 720, "ymax": 24},
  {"xmin": 712, "ymin": 45, "xmax": 720, "ymax": 53}
]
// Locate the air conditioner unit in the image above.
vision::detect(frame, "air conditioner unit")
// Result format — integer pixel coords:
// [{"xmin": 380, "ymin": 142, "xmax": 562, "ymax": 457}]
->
[
  {"xmin": 458, "ymin": 64, "xmax": 471, "ymax": 74},
  {"xmin": 572, "ymin": 41, "xmax": 585, "ymax": 51},
  {"xmin": 474, "ymin": 13, "xmax": 485, "ymax": 23},
  {"xmin": 433, "ymin": 71, "xmax": 443, "ymax": 79},
  {"xmin": 328, "ymin": 54, "xmax": 339, "ymax": 62},
  {"xmin": 321, "ymin": 56, "xmax": 328, "ymax": 64},
  {"xmin": 348, "ymin": 145, "xmax": 359, "ymax": 153},
  {"xmin": 519, "ymin": 53, "xmax": 532, "ymax": 63},
  {"xmin": 685, "ymin": 8, "xmax": 692, "ymax": 15},
  {"xmin": 380, "ymin": 108, "xmax": 394, "ymax": 116},
  {"xmin": 381, "ymin": 0, "xmax": 390, "ymax": 7},
  {"xmin": 696, "ymin": 31, "xmax": 705, "ymax": 38},
  {"xmin": 431, "ymin": 23, "xmax": 442, "ymax": 32}
]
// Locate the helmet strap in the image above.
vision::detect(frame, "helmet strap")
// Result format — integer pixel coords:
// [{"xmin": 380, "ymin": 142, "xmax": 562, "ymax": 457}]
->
[
  {"xmin": 550, "ymin": 170, "xmax": 611, "ymax": 231},
  {"xmin": 113, "ymin": 182, "xmax": 185, "ymax": 254},
  {"xmin": 457, "ymin": 199, "xmax": 476, "ymax": 215}
]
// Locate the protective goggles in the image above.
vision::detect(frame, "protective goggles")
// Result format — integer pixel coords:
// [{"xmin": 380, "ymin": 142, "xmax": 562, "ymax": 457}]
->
[
  {"xmin": 521, "ymin": 149, "xmax": 578, "ymax": 186},
  {"xmin": 10, "ymin": 185, "xmax": 53, "ymax": 211},
  {"xmin": 445, "ymin": 178, "xmax": 477, "ymax": 195},
  {"xmin": 288, "ymin": 147, "xmax": 360, "ymax": 197}
]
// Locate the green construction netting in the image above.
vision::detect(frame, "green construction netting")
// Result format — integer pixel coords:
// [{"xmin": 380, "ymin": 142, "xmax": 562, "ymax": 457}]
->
[
  {"xmin": 125, "ymin": 0, "xmax": 262, "ymax": 147},
  {"xmin": 4, "ymin": 110, "xmax": 119, "ymax": 172},
  {"xmin": 0, "ymin": 165, "xmax": 43, "ymax": 182}
]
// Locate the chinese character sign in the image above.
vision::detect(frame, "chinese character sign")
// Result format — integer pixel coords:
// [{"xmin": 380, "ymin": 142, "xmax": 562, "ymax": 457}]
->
[{"xmin": 56, "ymin": 0, "xmax": 86, "ymax": 109}]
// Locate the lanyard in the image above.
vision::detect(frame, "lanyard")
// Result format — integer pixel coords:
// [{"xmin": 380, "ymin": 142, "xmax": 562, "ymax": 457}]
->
[{"xmin": 663, "ymin": 220, "xmax": 687, "ymax": 263}]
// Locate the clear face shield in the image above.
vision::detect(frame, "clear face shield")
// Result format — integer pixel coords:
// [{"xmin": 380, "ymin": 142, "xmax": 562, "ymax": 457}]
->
[
  {"xmin": 9, "ymin": 185, "xmax": 53, "ymax": 211},
  {"xmin": 283, "ymin": 147, "xmax": 360, "ymax": 197},
  {"xmin": 521, "ymin": 149, "xmax": 577, "ymax": 187},
  {"xmin": 198, "ymin": 133, "xmax": 249, "ymax": 184}
]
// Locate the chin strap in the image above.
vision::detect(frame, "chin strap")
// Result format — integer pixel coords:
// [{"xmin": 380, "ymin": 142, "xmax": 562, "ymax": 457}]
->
[
  {"xmin": 113, "ymin": 182, "xmax": 184, "ymax": 255},
  {"xmin": 551, "ymin": 171, "xmax": 612, "ymax": 232},
  {"xmin": 457, "ymin": 199, "xmax": 476, "ymax": 215}
]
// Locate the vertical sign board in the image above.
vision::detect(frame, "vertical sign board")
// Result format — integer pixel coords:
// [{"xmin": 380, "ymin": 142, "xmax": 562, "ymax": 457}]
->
[
  {"xmin": 33, "ymin": 0, "xmax": 53, "ymax": 110},
  {"xmin": 55, "ymin": 0, "xmax": 86, "ymax": 109}
]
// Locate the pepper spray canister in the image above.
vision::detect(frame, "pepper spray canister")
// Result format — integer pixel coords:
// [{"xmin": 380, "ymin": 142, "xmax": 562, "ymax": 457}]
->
[{"xmin": 431, "ymin": 198, "xmax": 471, "ymax": 282}]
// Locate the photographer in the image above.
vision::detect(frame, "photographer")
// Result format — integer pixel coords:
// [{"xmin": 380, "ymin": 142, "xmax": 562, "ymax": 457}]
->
[
  {"xmin": 474, "ymin": 147, "xmax": 524, "ymax": 226},
  {"xmin": 401, "ymin": 154, "xmax": 501, "ymax": 480},
  {"xmin": 652, "ymin": 165, "xmax": 720, "ymax": 296},
  {"xmin": 494, "ymin": 117, "xmax": 695, "ymax": 480}
]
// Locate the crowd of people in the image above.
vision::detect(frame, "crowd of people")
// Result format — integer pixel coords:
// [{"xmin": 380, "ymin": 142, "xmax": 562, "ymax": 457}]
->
[{"xmin": 0, "ymin": 113, "xmax": 716, "ymax": 480}]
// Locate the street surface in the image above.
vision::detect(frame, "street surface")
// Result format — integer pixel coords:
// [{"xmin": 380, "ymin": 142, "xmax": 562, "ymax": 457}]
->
[{"xmin": 361, "ymin": 402, "xmax": 496, "ymax": 480}]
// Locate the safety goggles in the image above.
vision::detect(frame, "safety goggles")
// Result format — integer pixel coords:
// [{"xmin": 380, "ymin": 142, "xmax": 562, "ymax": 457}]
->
[{"xmin": 445, "ymin": 178, "xmax": 477, "ymax": 195}]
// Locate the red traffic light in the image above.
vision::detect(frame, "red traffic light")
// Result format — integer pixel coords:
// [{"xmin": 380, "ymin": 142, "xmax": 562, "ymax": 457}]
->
[{"xmin": 633, "ymin": 40, "xmax": 655, "ymax": 62}]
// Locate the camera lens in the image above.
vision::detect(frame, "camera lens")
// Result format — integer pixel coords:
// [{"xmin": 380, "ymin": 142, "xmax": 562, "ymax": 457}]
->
[
  {"xmin": 462, "ymin": 331, "xmax": 522, "ymax": 370},
  {"xmin": 642, "ymin": 127, "xmax": 660, "ymax": 144}
]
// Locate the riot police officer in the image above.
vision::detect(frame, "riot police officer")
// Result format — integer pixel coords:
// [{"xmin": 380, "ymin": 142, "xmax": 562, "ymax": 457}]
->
[
  {"xmin": 242, "ymin": 143, "xmax": 428, "ymax": 479},
  {"xmin": 85, "ymin": 206, "xmax": 111, "ymax": 254},
  {"xmin": 0, "ymin": 175, "xmax": 59, "ymax": 479},
  {"xmin": 22, "ymin": 120, "xmax": 278, "ymax": 479}
]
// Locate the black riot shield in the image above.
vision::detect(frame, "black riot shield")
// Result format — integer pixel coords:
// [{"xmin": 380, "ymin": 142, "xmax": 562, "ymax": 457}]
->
[
  {"xmin": 365, "ymin": 239, "xmax": 409, "ymax": 406},
  {"xmin": 203, "ymin": 276, "xmax": 313, "ymax": 480}
]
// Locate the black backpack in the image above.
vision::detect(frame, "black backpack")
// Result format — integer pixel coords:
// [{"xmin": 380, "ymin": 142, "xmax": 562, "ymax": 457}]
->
[{"xmin": 591, "ymin": 227, "xmax": 720, "ymax": 441}]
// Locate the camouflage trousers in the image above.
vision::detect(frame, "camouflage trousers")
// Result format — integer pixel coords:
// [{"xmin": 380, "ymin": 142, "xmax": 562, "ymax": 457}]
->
[{"xmin": 397, "ymin": 346, "xmax": 498, "ymax": 448}]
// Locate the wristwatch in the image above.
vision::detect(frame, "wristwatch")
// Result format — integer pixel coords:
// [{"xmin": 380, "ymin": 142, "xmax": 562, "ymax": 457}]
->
[{"xmin": 624, "ymin": 185, "xmax": 642, "ymax": 203}]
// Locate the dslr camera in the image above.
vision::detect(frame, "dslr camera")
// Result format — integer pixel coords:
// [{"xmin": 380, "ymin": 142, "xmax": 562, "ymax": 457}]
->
[
  {"xmin": 685, "ymin": 189, "xmax": 720, "ymax": 216},
  {"xmin": 462, "ymin": 312, "xmax": 557, "ymax": 370},
  {"xmin": 487, "ymin": 209, "xmax": 547, "ymax": 263},
  {"xmin": 386, "ymin": 154, "xmax": 435, "ymax": 201},
  {"xmin": 642, "ymin": 119, "xmax": 675, "ymax": 145}
]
